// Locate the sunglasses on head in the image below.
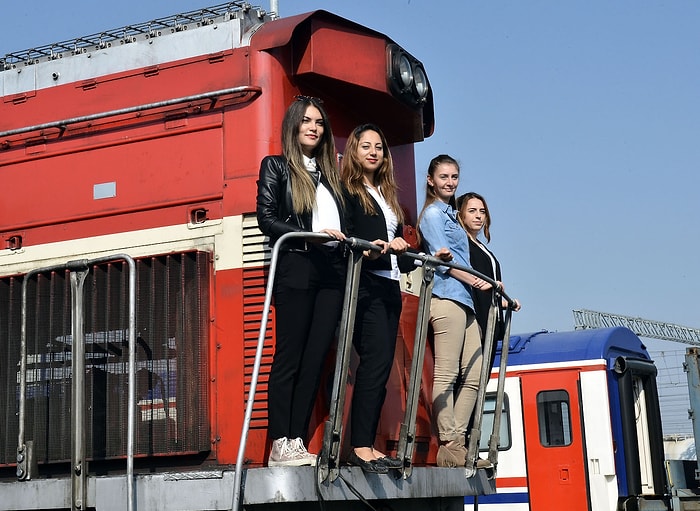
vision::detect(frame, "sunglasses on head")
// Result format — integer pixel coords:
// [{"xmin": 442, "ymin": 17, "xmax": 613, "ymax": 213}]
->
[{"xmin": 295, "ymin": 95, "xmax": 323, "ymax": 104}]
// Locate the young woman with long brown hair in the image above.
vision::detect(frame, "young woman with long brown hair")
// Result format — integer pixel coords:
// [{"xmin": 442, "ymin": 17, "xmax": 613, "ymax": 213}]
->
[{"xmin": 256, "ymin": 96, "xmax": 346, "ymax": 466}]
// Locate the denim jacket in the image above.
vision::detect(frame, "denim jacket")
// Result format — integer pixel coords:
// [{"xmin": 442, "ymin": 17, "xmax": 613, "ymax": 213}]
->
[{"xmin": 418, "ymin": 201, "xmax": 475, "ymax": 312}]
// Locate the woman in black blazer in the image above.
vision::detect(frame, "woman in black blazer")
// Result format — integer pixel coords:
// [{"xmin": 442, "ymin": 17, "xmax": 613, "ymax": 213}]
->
[
  {"xmin": 457, "ymin": 192, "xmax": 521, "ymax": 363},
  {"xmin": 341, "ymin": 124, "xmax": 413, "ymax": 473}
]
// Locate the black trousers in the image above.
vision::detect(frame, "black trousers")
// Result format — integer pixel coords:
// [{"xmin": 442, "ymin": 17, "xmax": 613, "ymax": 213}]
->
[
  {"xmin": 350, "ymin": 272, "xmax": 402, "ymax": 448},
  {"xmin": 267, "ymin": 248, "xmax": 345, "ymax": 441}
]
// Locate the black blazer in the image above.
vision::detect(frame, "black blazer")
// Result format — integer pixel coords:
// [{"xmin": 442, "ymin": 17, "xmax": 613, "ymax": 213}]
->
[
  {"xmin": 468, "ymin": 237, "xmax": 504, "ymax": 341},
  {"xmin": 344, "ymin": 189, "xmax": 415, "ymax": 274}
]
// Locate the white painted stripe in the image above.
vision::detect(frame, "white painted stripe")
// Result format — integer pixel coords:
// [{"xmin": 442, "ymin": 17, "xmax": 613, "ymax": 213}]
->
[
  {"xmin": 0, "ymin": 214, "xmax": 258, "ymax": 276},
  {"xmin": 494, "ymin": 487, "xmax": 528, "ymax": 494},
  {"xmin": 492, "ymin": 358, "xmax": 606, "ymax": 374}
]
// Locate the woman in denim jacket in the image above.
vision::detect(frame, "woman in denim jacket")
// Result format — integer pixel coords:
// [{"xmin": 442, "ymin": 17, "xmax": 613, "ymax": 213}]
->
[{"xmin": 417, "ymin": 155, "xmax": 493, "ymax": 468}]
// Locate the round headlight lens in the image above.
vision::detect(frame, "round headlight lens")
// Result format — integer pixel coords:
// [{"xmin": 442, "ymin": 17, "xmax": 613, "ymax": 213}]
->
[
  {"xmin": 398, "ymin": 54, "xmax": 413, "ymax": 89},
  {"xmin": 413, "ymin": 65, "xmax": 429, "ymax": 100}
]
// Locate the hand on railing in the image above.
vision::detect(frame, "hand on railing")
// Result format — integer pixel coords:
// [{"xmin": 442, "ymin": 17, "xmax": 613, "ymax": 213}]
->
[
  {"xmin": 319, "ymin": 228, "xmax": 346, "ymax": 242},
  {"xmin": 273, "ymin": 232, "xmax": 520, "ymax": 311},
  {"xmin": 399, "ymin": 247, "xmax": 517, "ymax": 310}
]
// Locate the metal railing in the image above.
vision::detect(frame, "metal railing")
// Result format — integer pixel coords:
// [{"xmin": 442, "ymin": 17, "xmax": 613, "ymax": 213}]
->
[
  {"xmin": 17, "ymin": 255, "xmax": 137, "ymax": 511},
  {"xmin": 1, "ymin": 3, "xmax": 265, "ymax": 68},
  {"xmin": 0, "ymin": 86, "xmax": 262, "ymax": 140},
  {"xmin": 232, "ymin": 232, "xmax": 517, "ymax": 509}
]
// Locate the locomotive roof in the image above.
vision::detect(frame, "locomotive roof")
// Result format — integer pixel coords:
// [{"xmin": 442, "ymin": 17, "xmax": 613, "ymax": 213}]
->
[{"xmin": 1, "ymin": 2, "xmax": 269, "ymax": 70}]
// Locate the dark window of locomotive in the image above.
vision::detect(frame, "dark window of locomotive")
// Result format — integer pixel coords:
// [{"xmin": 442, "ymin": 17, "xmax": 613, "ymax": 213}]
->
[
  {"xmin": 537, "ymin": 390, "xmax": 572, "ymax": 447},
  {"xmin": 479, "ymin": 392, "xmax": 512, "ymax": 451}
]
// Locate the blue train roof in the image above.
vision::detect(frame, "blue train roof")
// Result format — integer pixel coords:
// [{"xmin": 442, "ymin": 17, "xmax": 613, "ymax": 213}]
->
[{"xmin": 496, "ymin": 327, "xmax": 650, "ymax": 368}]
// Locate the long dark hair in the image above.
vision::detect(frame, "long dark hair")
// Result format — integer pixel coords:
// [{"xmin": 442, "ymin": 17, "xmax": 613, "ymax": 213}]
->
[
  {"xmin": 341, "ymin": 123, "xmax": 404, "ymax": 223},
  {"xmin": 457, "ymin": 191, "xmax": 492, "ymax": 242},
  {"xmin": 281, "ymin": 96, "xmax": 342, "ymax": 214}
]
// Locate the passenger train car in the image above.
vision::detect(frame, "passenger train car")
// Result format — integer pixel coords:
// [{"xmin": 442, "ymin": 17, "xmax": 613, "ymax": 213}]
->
[{"xmin": 469, "ymin": 327, "xmax": 684, "ymax": 511}]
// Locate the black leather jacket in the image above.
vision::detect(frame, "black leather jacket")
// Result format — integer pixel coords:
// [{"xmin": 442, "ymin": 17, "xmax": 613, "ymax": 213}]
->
[{"xmin": 256, "ymin": 155, "xmax": 345, "ymax": 250}]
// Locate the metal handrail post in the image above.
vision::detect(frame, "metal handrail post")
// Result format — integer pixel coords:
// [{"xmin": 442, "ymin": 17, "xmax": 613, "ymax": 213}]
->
[
  {"xmin": 318, "ymin": 246, "xmax": 364, "ymax": 483},
  {"xmin": 487, "ymin": 307, "xmax": 513, "ymax": 469},
  {"xmin": 231, "ymin": 232, "xmax": 334, "ymax": 511},
  {"xmin": 18, "ymin": 262, "xmax": 86, "ymax": 481},
  {"xmin": 17, "ymin": 264, "xmax": 68, "ymax": 481},
  {"xmin": 391, "ymin": 252, "xmax": 516, "ymax": 479},
  {"xmin": 396, "ymin": 261, "xmax": 435, "ymax": 479},
  {"xmin": 465, "ymin": 298, "xmax": 498, "ymax": 478},
  {"xmin": 125, "ymin": 256, "xmax": 137, "ymax": 511},
  {"xmin": 69, "ymin": 266, "xmax": 89, "ymax": 511}
]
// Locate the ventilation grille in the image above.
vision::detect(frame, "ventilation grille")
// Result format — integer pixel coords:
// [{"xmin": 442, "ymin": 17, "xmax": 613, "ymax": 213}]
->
[
  {"xmin": 241, "ymin": 214, "xmax": 274, "ymax": 429},
  {"xmin": 0, "ymin": 251, "xmax": 211, "ymax": 465}
]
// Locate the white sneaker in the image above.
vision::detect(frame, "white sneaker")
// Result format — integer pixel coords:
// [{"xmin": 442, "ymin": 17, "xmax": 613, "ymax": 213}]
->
[{"xmin": 268, "ymin": 437, "xmax": 317, "ymax": 467}]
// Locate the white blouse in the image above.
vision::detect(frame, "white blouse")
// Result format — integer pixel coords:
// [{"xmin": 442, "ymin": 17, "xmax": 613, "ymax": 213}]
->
[
  {"xmin": 304, "ymin": 156, "xmax": 341, "ymax": 233},
  {"xmin": 366, "ymin": 185, "xmax": 400, "ymax": 281}
]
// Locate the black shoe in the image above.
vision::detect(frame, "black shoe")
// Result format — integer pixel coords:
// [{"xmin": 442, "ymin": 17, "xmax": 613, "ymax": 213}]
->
[
  {"xmin": 375, "ymin": 455, "xmax": 403, "ymax": 469},
  {"xmin": 348, "ymin": 450, "xmax": 388, "ymax": 474}
]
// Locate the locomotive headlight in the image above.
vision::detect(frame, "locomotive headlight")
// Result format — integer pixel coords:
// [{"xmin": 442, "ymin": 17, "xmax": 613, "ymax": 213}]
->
[
  {"xmin": 398, "ymin": 54, "xmax": 413, "ymax": 90},
  {"xmin": 412, "ymin": 65, "xmax": 428, "ymax": 101},
  {"xmin": 388, "ymin": 44, "xmax": 430, "ymax": 106}
]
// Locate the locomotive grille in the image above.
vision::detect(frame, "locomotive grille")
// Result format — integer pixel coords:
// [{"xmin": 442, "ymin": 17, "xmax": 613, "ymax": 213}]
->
[
  {"xmin": 0, "ymin": 251, "xmax": 210, "ymax": 465},
  {"xmin": 241, "ymin": 214, "xmax": 274, "ymax": 429}
]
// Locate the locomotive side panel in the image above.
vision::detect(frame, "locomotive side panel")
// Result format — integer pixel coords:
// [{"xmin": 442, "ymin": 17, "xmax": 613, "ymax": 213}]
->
[{"xmin": 0, "ymin": 6, "xmax": 434, "ymax": 474}]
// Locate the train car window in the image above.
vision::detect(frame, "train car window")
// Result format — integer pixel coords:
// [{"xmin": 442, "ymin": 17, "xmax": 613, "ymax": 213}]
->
[
  {"xmin": 479, "ymin": 392, "xmax": 511, "ymax": 451},
  {"xmin": 537, "ymin": 390, "xmax": 572, "ymax": 447}
]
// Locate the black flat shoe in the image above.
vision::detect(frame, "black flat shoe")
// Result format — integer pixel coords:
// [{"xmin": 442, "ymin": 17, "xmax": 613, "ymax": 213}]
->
[
  {"xmin": 375, "ymin": 455, "xmax": 403, "ymax": 469},
  {"xmin": 348, "ymin": 450, "xmax": 388, "ymax": 474}
]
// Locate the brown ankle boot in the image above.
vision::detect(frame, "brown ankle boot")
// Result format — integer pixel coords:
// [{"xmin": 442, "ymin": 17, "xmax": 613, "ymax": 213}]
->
[{"xmin": 436, "ymin": 441, "xmax": 468, "ymax": 468}]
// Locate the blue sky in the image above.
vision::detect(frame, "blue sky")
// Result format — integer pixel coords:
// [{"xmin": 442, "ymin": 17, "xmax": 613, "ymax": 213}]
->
[{"xmin": 3, "ymin": 1, "xmax": 699, "ymax": 345}]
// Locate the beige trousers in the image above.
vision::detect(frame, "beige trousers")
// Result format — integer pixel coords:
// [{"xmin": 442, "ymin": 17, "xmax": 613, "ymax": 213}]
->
[{"xmin": 430, "ymin": 297, "xmax": 483, "ymax": 443}]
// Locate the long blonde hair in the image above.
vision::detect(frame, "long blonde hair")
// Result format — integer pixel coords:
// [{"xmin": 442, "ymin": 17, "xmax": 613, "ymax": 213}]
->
[
  {"xmin": 341, "ymin": 124, "xmax": 404, "ymax": 223},
  {"xmin": 281, "ymin": 96, "xmax": 343, "ymax": 214}
]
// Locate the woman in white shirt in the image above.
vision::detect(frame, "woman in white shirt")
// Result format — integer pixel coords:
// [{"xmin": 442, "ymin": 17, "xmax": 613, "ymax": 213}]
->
[{"xmin": 341, "ymin": 124, "xmax": 412, "ymax": 473}]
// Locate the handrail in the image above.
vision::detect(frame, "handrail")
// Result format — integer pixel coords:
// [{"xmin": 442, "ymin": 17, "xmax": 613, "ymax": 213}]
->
[
  {"xmin": 394, "ymin": 249, "xmax": 515, "ymax": 308},
  {"xmin": 318, "ymin": 242, "xmax": 366, "ymax": 483},
  {"xmin": 396, "ymin": 262, "xmax": 435, "ymax": 478},
  {"xmin": 486, "ymin": 306, "xmax": 512, "ymax": 468},
  {"xmin": 0, "ymin": 85, "xmax": 262, "ymax": 139},
  {"xmin": 392, "ymin": 250, "xmax": 515, "ymax": 479},
  {"xmin": 231, "ymin": 234, "xmax": 515, "ymax": 508},
  {"xmin": 1, "ymin": 3, "xmax": 256, "ymax": 67},
  {"xmin": 17, "ymin": 254, "xmax": 137, "ymax": 511},
  {"xmin": 231, "ymin": 231, "xmax": 336, "ymax": 511}
]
